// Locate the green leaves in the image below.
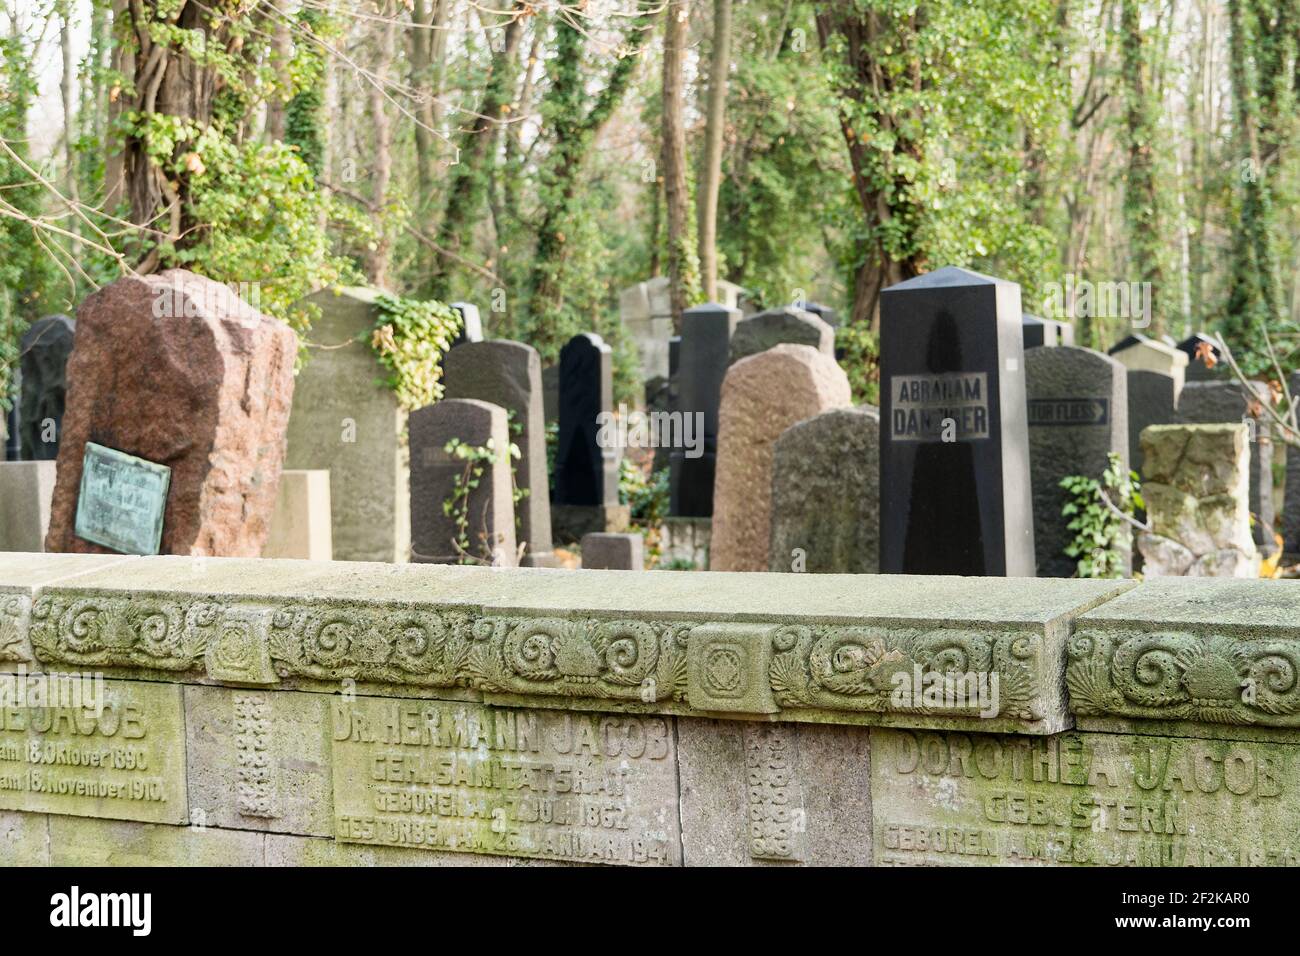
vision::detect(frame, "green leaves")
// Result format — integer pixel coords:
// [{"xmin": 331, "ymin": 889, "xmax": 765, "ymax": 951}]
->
[
  {"xmin": 1060, "ymin": 452, "xmax": 1141, "ymax": 579},
  {"xmin": 370, "ymin": 294, "xmax": 462, "ymax": 411}
]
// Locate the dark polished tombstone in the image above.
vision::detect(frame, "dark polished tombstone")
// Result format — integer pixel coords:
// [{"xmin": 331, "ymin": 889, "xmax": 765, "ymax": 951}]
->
[
  {"xmin": 553, "ymin": 333, "xmax": 619, "ymax": 508},
  {"xmin": 879, "ymin": 266, "xmax": 1034, "ymax": 576},
  {"xmin": 1126, "ymin": 369, "xmax": 1181, "ymax": 474},
  {"xmin": 1177, "ymin": 332, "xmax": 1225, "ymax": 382},
  {"xmin": 19, "ymin": 314, "xmax": 75, "ymax": 460},
  {"xmin": 1021, "ymin": 313, "xmax": 1058, "ymax": 350},
  {"xmin": 1026, "ymin": 345, "xmax": 1130, "ymax": 577},
  {"xmin": 669, "ymin": 303, "xmax": 740, "ymax": 517},
  {"xmin": 443, "ymin": 340, "xmax": 557, "ymax": 566}
]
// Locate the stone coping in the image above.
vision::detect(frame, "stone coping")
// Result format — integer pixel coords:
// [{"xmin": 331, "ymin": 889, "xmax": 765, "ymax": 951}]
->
[
  {"xmin": 0, "ymin": 554, "xmax": 1141, "ymax": 734},
  {"xmin": 1069, "ymin": 577, "xmax": 1300, "ymax": 735}
]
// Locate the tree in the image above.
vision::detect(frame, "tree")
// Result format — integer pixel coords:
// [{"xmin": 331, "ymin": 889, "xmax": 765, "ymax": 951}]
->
[
  {"xmin": 696, "ymin": 0, "xmax": 732, "ymax": 300},
  {"xmin": 661, "ymin": 0, "xmax": 699, "ymax": 326}
]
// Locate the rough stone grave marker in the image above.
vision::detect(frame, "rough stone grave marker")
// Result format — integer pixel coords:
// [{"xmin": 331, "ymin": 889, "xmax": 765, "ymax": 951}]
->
[
  {"xmin": 552, "ymin": 333, "xmax": 626, "ymax": 541},
  {"xmin": 285, "ymin": 287, "xmax": 408, "ymax": 563},
  {"xmin": 728, "ymin": 307, "xmax": 834, "ymax": 364},
  {"xmin": 670, "ymin": 302, "xmax": 740, "ymax": 517},
  {"xmin": 409, "ymin": 398, "xmax": 517, "ymax": 565},
  {"xmin": 47, "ymin": 270, "xmax": 296, "ymax": 557},
  {"xmin": 769, "ymin": 405, "xmax": 880, "ymax": 573},
  {"xmin": 1137, "ymin": 423, "xmax": 1257, "ymax": 577},
  {"xmin": 1026, "ymin": 345, "xmax": 1129, "ymax": 577},
  {"xmin": 18, "ymin": 314, "xmax": 74, "ymax": 460},
  {"xmin": 444, "ymin": 340, "xmax": 555, "ymax": 566},
  {"xmin": 879, "ymin": 266, "xmax": 1035, "ymax": 576},
  {"xmin": 711, "ymin": 344, "xmax": 851, "ymax": 571}
]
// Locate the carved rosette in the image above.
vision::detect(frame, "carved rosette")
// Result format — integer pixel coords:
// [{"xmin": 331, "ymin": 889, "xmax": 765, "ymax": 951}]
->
[
  {"xmin": 768, "ymin": 625, "xmax": 1039, "ymax": 720},
  {"xmin": 1067, "ymin": 628, "xmax": 1300, "ymax": 727}
]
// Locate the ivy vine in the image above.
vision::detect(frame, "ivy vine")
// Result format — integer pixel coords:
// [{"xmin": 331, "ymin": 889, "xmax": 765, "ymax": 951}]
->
[
  {"xmin": 370, "ymin": 293, "xmax": 462, "ymax": 411},
  {"xmin": 441, "ymin": 412, "xmax": 528, "ymax": 564},
  {"xmin": 1060, "ymin": 452, "xmax": 1144, "ymax": 579}
]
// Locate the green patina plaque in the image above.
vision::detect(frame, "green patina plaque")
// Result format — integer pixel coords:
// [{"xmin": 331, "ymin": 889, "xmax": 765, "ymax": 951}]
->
[
  {"xmin": 0, "ymin": 677, "xmax": 187, "ymax": 824},
  {"xmin": 331, "ymin": 696, "xmax": 681, "ymax": 865},
  {"xmin": 872, "ymin": 727, "xmax": 1300, "ymax": 866},
  {"xmin": 74, "ymin": 442, "xmax": 171, "ymax": 555}
]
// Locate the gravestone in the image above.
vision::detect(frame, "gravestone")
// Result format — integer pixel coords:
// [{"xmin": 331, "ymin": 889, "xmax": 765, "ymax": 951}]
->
[
  {"xmin": 794, "ymin": 300, "xmax": 838, "ymax": 328},
  {"xmin": 670, "ymin": 303, "xmax": 741, "ymax": 517},
  {"xmin": 408, "ymin": 398, "xmax": 516, "ymax": 565},
  {"xmin": 619, "ymin": 277, "xmax": 674, "ymax": 381},
  {"xmin": 46, "ymin": 270, "xmax": 296, "ymax": 556},
  {"xmin": 1021, "ymin": 314, "xmax": 1057, "ymax": 349},
  {"xmin": 1175, "ymin": 380, "xmax": 1274, "ymax": 547},
  {"xmin": 1126, "ymin": 369, "xmax": 1181, "ymax": 474},
  {"xmin": 18, "ymin": 314, "xmax": 74, "ymax": 460},
  {"xmin": 1285, "ymin": 371, "xmax": 1300, "ymax": 556},
  {"xmin": 580, "ymin": 531, "xmax": 644, "ymax": 570},
  {"xmin": 552, "ymin": 333, "xmax": 626, "ymax": 542},
  {"xmin": 1050, "ymin": 318, "xmax": 1075, "ymax": 346},
  {"xmin": 1137, "ymin": 423, "xmax": 1257, "ymax": 577},
  {"xmin": 729, "ymin": 307, "xmax": 834, "ymax": 364},
  {"xmin": 711, "ymin": 344, "xmax": 851, "ymax": 571},
  {"xmin": 444, "ymin": 340, "xmax": 556, "ymax": 566},
  {"xmin": 878, "ymin": 266, "xmax": 1035, "ymax": 576},
  {"xmin": 0, "ymin": 461, "xmax": 56, "ymax": 551},
  {"xmin": 1026, "ymin": 345, "xmax": 1130, "ymax": 577},
  {"xmin": 449, "ymin": 302, "xmax": 483, "ymax": 348},
  {"xmin": 769, "ymin": 405, "xmax": 880, "ymax": 573},
  {"xmin": 264, "ymin": 470, "xmax": 332, "ymax": 560},
  {"xmin": 284, "ymin": 287, "xmax": 409, "ymax": 563},
  {"xmin": 1, "ymin": 400, "xmax": 17, "ymax": 461},
  {"xmin": 1177, "ymin": 332, "xmax": 1224, "ymax": 381},
  {"xmin": 1109, "ymin": 334, "xmax": 1189, "ymax": 391}
]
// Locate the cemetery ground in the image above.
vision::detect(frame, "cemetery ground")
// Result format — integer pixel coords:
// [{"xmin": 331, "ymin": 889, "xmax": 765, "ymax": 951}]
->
[{"xmin": 0, "ymin": 0, "xmax": 1294, "ymax": 932}]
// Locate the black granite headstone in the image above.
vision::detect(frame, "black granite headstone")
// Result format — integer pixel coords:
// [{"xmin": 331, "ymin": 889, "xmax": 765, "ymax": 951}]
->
[
  {"xmin": 670, "ymin": 303, "xmax": 740, "ymax": 517},
  {"xmin": 18, "ymin": 314, "xmax": 75, "ymax": 460},
  {"xmin": 1022, "ymin": 314, "xmax": 1058, "ymax": 350},
  {"xmin": 879, "ymin": 266, "xmax": 1034, "ymax": 576},
  {"xmin": 1126, "ymin": 369, "xmax": 1180, "ymax": 474},
  {"xmin": 1026, "ymin": 345, "xmax": 1130, "ymax": 577},
  {"xmin": 554, "ymin": 333, "xmax": 618, "ymax": 507}
]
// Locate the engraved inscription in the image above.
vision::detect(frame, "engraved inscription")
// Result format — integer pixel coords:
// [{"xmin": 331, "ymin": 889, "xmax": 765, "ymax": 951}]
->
[
  {"xmin": 872, "ymin": 728, "xmax": 1299, "ymax": 867},
  {"xmin": 331, "ymin": 697, "xmax": 681, "ymax": 866},
  {"xmin": 74, "ymin": 442, "xmax": 171, "ymax": 555},
  {"xmin": 0, "ymin": 679, "xmax": 186, "ymax": 823},
  {"xmin": 890, "ymin": 372, "xmax": 990, "ymax": 442},
  {"xmin": 744, "ymin": 724, "xmax": 805, "ymax": 862},
  {"xmin": 234, "ymin": 694, "xmax": 278, "ymax": 818}
]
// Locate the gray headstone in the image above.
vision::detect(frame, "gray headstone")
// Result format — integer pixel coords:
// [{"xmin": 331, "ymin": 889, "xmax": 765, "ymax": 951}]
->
[
  {"xmin": 729, "ymin": 307, "xmax": 834, "ymax": 364},
  {"xmin": 670, "ymin": 302, "xmax": 740, "ymax": 517},
  {"xmin": 1285, "ymin": 371, "xmax": 1300, "ymax": 555},
  {"xmin": 19, "ymin": 314, "xmax": 75, "ymax": 460},
  {"xmin": 879, "ymin": 266, "xmax": 1035, "ymax": 576},
  {"xmin": 444, "ymin": 340, "xmax": 556, "ymax": 566},
  {"xmin": 408, "ymin": 398, "xmax": 516, "ymax": 565},
  {"xmin": 449, "ymin": 302, "xmax": 483, "ymax": 348},
  {"xmin": 554, "ymin": 333, "xmax": 618, "ymax": 507},
  {"xmin": 542, "ymin": 364, "xmax": 559, "ymax": 425},
  {"xmin": 769, "ymin": 405, "xmax": 880, "ymax": 573},
  {"xmin": 1026, "ymin": 345, "xmax": 1130, "ymax": 577},
  {"xmin": 1022, "ymin": 314, "xmax": 1057, "ymax": 349},
  {"xmin": 580, "ymin": 531, "xmax": 643, "ymax": 570},
  {"xmin": 1175, "ymin": 380, "xmax": 1274, "ymax": 547},
  {"xmin": 1126, "ymin": 369, "xmax": 1180, "ymax": 475}
]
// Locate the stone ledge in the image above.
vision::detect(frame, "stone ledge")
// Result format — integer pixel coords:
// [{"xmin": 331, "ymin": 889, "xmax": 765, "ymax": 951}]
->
[{"xmin": 0, "ymin": 555, "xmax": 1134, "ymax": 734}]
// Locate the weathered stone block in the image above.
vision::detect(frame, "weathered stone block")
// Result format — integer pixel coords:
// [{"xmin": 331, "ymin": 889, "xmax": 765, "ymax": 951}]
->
[
  {"xmin": 265, "ymin": 832, "xmax": 510, "ymax": 866},
  {"xmin": 0, "ymin": 679, "xmax": 187, "ymax": 823},
  {"xmin": 580, "ymin": 532, "xmax": 644, "ymax": 570},
  {"xmin": 330, "ymin": 696, "xmax": 681, "ymax": 865},
  {"xmin": 264, "ymin": 469, "xmax": 332, "ymax": 560},
  {"xmin": 0, "ymin": 810, "xmax": 49, "ymax": 864},
  {"xmin": 872, "ymin": 727, "xmax": 1299, "ymax": 866},
  {"xmin": 678, "ymin": 718, "xmax": 871, "ymax": 866},
  {"xmin": 185, "ymin": 686, "xmax": 332, "ymax": 836},
  {"xmin": 49, "ymin": 816, "xmax": 264, "ymax": 866},
  {"xmin": 0, "ymin": 460, "xmax": 56, "ymax": 553}
]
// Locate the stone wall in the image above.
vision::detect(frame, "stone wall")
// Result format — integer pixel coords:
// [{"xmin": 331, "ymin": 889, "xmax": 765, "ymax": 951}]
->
[{"xmin": 0, "ymin": 554, "xmax": 1294, "ymax": 867}]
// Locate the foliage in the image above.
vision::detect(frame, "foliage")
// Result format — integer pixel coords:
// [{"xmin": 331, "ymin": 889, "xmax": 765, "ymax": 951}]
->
[
  {"xmin": 619, "ymin": 458, "xmax": 670, "ymax": 527},
  {"xmin": 440, "ymin": 436, "xmax": 521, "ymax": 564},
  {"xmin": 1060, "ymin": 452, "xmax": 1143, "ymax": 579},
  {"xmin": 370, "ymin": 294, "xmax": 462, "ymax": 410},
  {"xmin": 834, "ymin": 322, "xmax": 879, "ymax": 405}
]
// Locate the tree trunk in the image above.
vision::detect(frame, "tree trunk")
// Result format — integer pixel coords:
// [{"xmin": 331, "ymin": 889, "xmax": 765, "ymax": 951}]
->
[
  {"xmin": 365, "ymin": 3, "xmax": 398, "ymax": 289},
  {"xmin": 263, "ymin": 16, "xmax": 292, "ymax": 142},
  {"xmin": 696, "ymin": 0, "xmax": 731, "ymax": 301},
  {"xmin": 662, "ymin": 0, "xmax": 694, "ymax": 327},
  {"xmin": 1120, "ymin": 0, "xmax": 1165, "ymax": 335}
]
